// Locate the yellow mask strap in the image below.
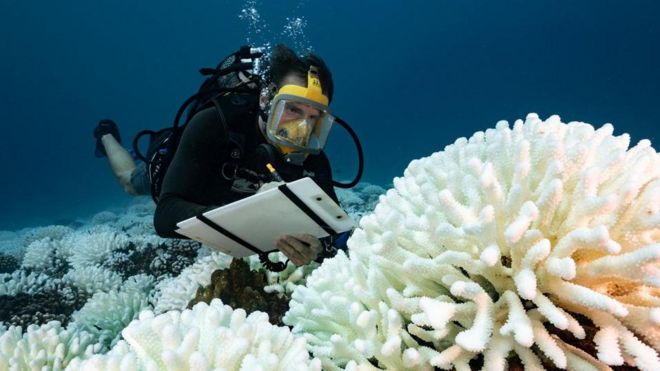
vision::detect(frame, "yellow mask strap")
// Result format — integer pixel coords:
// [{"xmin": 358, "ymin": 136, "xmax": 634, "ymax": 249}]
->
[{"xmin": 275, "ymin": 66, "xmax": 329, "ymax": 106}]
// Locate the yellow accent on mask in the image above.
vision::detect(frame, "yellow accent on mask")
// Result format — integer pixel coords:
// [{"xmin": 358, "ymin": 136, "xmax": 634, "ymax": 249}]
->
[
  {"xmin": 275, "ymin": 67, "xmax": 329, "ymax": 106},
  {"xmin": 274, "ymin": 118, "xmax": 311, "ymax": 154}
]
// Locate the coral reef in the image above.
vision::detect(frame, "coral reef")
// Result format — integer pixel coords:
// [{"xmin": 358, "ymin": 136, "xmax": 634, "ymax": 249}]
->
[
  {"xmin": 21, "ymin": 237, "xmax": 70, "ymax": 277},
  {"xmin": 0, "ymin": 270, "xmax": 50, "ymax": 296},
  {"xmin": 337, "ymin": 182, "xmax": 387, "ymax": 222},
  {"xmin": 22, "ymin": 225, "xmax": 74, "ymax": 247},
  {"xmin": 90, "ymin": 211, "xmax": 118, "ymax": 225},
  {"xmin": 103, "ymin": 237, "xmax": 201, "ymax": 279},
  {"xmin": 284, "ymin": 114, "xmax": 660, "ymax": 370},
  {"xmin": 61, "ymin": 230, "xmax": 130, "ymax": 270},
  {"xmin": 66, "ymin": 299, "xmax": 321, "ymax": 370},
  {"xmin": 11, "ymin": 114, "xmax": 655, "ymax": 370},
  {"xmin": 70, "ymin": 275, "xmax": 154, "ymax": 349},
  {"xmin": 254, "ymin": 252, "xmax": 321, "ymax": 296},
  {"xmin": 0, "ymin": 283, "xmax": 89, "ymax": 328},
  {"xmin": 189, "ymin": 259, "xmax": 291, "ymax": 326},
  {"xmin": 62, "ymin": 265, "xmax": 123, "ymax": 295},
  {"xmin": 0, "ymin": 253, "xmax": 18, "ymax": 274},
  {"xmin": 151, "ymin": 251, "xmax": 233, "ymax": 314},
  {"xmin": 0, "ymin": 321, "xmax": 102, "ymax": 370}
]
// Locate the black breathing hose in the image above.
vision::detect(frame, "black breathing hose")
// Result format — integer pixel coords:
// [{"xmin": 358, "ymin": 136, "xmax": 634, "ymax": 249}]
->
[{"xmin": 332, "ymin": 117, "xmax": 364, "ymax": 188}]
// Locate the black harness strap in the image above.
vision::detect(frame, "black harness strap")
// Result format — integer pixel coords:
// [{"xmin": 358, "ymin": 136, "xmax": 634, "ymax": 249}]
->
[
  {"xmin": 196, "ymin": 214, "xmax": 262, "ymax": 254},
  {"xmin": 277, "ymin": 184, "xmax": 339, "ymax": 236}
]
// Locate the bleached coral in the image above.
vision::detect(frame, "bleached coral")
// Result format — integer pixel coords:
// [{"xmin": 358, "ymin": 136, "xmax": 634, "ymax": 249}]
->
[
  {"xmin": 151, "ymin": 251, "xmax": 233, "ymax": 313},
  {"xmin": 21, "ymin": 237, "xmax": 61, "ymax": 272},
  {"xmin": 0, "ymin": 321, "xmax": 101, "ymax": 370},
  {"xmin": 66, "ymin": 298, "xmax": 321, "ymax": 370},
  {"xmin": 0, "ymin": 225, "xmax": 73, "ymax": 260},
  {"xmin": 115, "ymin": 213, "xmax": 157, "ymax": 237},
  {"xmin": 62, "ymin": 265, "xmax": 123, "ymax": 295},
  {"xmin": 0, "ymin": 270, "xmax": 50, "ymax": 296},
  {"xmin": 70, "ymin": 275, "xmax": 154, "ymax": 349},
  {"xmin": 113, "ymin": 199, "xmax": 158, "ymax": 236},
  {"xmin": 61, "ymin": 230, "xmax": 130, "ymax": 269},
  {"xmin": 22, "ymin": 225, "xmax": 74, "ymax": 246},
  {"xmin": 244, "ymin": 252, "xmax": 319, "ymax": 296},
  {"xmin": 285, "ymin": 114, "xmax": 660, "ymax": 370}
]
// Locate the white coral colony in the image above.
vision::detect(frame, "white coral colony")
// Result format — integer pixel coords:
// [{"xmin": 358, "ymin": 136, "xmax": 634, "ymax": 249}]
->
[
  {"xmin": 67, "ymin": 299, "xmax": 320, "ymax": 370},
  {"xmin": 284, "ymin": 114, "xmax": 660, "ymax": 370}
]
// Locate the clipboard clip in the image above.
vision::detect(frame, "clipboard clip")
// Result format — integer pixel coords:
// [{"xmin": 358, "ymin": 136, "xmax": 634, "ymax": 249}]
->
[{"xmin": 259, "ymin": 253, "xmax": 289, "ymax": 272}]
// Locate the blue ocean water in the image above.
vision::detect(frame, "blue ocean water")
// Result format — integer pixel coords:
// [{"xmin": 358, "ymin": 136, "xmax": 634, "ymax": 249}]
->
[{"xmin": 0, "ymin": 0, "xmax": 658, "ymax": 230}]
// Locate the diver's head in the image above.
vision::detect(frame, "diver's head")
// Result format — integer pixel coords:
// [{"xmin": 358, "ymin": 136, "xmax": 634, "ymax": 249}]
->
[
  {"xmin": 258, "ymin": 45, "xmax": 335, "ymax": 165},
  {"xmin": 264, "ymin": 44, "xmax": 334, "ymax": 102}
]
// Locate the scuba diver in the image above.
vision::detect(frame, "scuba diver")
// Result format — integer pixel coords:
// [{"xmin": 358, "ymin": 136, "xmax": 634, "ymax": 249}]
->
[{"xmin": 93, "ymin": 44, "xmax": 363, "ymax": 268}]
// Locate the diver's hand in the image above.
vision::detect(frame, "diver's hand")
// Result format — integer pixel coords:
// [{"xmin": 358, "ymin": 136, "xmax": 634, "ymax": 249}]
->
[{"xmin": 275, "ymin": 234, "xmax": 322, "ymax": 266}]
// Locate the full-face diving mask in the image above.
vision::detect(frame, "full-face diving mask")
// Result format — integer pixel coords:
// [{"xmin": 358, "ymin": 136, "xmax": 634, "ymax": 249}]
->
[{"xmin": 264, "ymin": 66, "xmax": 335, "ymax": 164}]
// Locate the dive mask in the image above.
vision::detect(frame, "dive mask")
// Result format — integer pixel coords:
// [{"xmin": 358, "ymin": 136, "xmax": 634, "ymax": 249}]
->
[{"xmin": 264, "ymin": 67, "xmax": 335, "ymax": 163}]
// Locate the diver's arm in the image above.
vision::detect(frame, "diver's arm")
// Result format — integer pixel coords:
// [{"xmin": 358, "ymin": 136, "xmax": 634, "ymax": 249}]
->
[{"xmin": 154, "ymin": 108, "xmax": 228, "ymax": 238}]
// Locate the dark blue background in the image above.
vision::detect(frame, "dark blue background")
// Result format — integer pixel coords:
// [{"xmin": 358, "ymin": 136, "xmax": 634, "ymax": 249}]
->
[{"xmin": 1, "ymin": 0, "xmax": 658, "ymax": 230}]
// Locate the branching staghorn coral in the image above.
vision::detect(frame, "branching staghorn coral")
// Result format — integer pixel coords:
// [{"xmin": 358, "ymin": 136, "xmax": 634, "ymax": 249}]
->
[
  {"xmin": 69, "ymin": 274, "xmax": 154, "ymax": 350},
  {"xmin": 151, "ymin": 251, "xmax": 233, "ymax": 314},
  {"xmin": 21, "ymin": 237, "xmax": 70, "ymax": 277},
  {"xmin": 0, "ymin": 270, "xmax": 50, "ymax": 296},
  {"xmin": 61, "ymin": 230, "xmax": 130, "ymax": 270},
  {"xmin": 21, "ymin": 237, "xmax": 59, "ymax": 272},
  {"xmin": 62, "ymin": 265, "xmax": 123, "ymax": 295},
  {"xmin": 66, "ymin": 298, "xmax": 321, "ymax": 370},
  {"xmin": 0, "ymin": 320, "xmax": 102, "ymax": 370},
  {"xmin": 285, "ymin": 114, "xmax": 660, "ymax": 370}
]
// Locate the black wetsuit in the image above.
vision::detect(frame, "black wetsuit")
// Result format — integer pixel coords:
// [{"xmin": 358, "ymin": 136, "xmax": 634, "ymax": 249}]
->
[{"xmin": 153, "ymin": 93, "xmax": 339, "ymax": 240}]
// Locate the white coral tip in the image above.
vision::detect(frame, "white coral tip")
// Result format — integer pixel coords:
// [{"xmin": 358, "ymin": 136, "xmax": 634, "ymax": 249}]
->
[
  {"xmin": 480, "ymin": 245, "xmax": 500, "ymax": 267},
  {"xmin": 356, "ymin": 311, "xmax": 372, "ymax": 328},
  {"xmin": 420, "ymin": 297, "xmax": 455, "ymax": 329},
  {"xmin": 402, "ymin": 348, "xmax": 421, "ymax": 367},
  {"xmin": 594, "ymin": 327, "xmax": 624, "ymax": 365},
  {"xmin": 138, "ymin": 310, "xmax": 154, "ymax": 321},
  {"xmin": 450, "ymin": 281, "xmax": 467, "ymax": 296},
  {"xmin": 515, "ymin": 326, "xmax": 534, "ymax": 348},
  {"xmin": 651, "ymin": 308, "xmax": 660, "ymax": 325},
  {"xmin": 381, "ymin": 336, "xmax": 401, "ymax": 356},
  {"xmin": 456, "ymin": 329, "xmax": 486, "ymax": 352},
  {"xmin": 505, "ymin": 202, "xmax": 539, "ymax": 245},
  {"xmin": 354, "ymin": 339, "xmax": 366, "ymax": 353},
  {"xmin": 545, "ymin": 257, "xmax": 576, "ymax": 280},
  {"xmin": 611, "ymin": 303, "xmax": 629, "ymax": 317},
  {"xmin": 605, "ymin": 240, "xmax": 621, "ymax": 254},
  {"xmin": 514, "ymin": 269, "xmax": 537, "ymax": 300}
]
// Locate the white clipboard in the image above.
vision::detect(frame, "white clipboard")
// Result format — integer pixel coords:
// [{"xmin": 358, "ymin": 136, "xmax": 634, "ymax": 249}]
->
[{"xmin": 175, "ymin": 177, "xmax": 356, "ymax": 257}]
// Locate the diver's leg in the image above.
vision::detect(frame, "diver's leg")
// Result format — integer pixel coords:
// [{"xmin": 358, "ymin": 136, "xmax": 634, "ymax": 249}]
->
[{"xmin": 101, "ymin": 134, "xmax": 139, "ymax": 195}]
